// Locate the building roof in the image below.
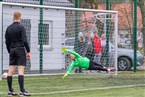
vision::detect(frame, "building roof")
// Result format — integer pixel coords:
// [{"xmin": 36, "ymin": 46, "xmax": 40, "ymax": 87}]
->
[{"xmin": 3, "ymin": 0, "xmax": 74, "ymax": 7}]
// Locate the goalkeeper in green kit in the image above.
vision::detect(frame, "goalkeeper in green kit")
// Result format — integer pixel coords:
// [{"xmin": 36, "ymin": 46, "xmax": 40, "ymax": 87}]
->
[{"xmin": 62, "ymin": 48, "xmax": 115, "ymax": 79}]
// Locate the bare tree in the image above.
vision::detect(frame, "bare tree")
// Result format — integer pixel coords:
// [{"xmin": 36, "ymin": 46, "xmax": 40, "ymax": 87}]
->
[{"xmin": 137, "ymin": 0, "xmax": 145, "ymax": 55}]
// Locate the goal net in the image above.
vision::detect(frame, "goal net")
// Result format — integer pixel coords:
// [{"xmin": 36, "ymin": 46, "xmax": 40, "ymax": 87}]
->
[
  {"xmin": 0, "ymin": 2, "xmax": 118, "ymax": 80},
  {"xmin": 65, "ymin": 11, "xmax": 118, "ymax": 74}
]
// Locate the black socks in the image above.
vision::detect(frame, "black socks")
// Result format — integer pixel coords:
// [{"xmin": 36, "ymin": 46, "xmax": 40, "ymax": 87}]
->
[
  {"xmin": 7, "ymin": 76, "xmax": 12, "ymax": 91},
  {"xmin": 7, "ymin": 75, "xmax": 25, "ymax": 92},
  {"xmin": 18, "ymin": 75, "xmax": 24, "ymax": 92}
]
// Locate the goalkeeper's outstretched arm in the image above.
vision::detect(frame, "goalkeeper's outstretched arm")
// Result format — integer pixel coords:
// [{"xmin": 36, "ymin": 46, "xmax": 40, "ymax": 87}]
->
[
  {"xmin": 63, "ymin": 62, "xmax": 75, "ymax": 79},
  {"xmin": 62, "ymin": 48, "xmax": 82, "ymax": 58}
]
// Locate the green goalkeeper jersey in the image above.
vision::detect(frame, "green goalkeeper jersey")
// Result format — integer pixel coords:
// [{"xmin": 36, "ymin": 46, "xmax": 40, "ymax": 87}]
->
[{"xmin": 65, "ymin": 50, "xmax": 90, "ymax": 76}]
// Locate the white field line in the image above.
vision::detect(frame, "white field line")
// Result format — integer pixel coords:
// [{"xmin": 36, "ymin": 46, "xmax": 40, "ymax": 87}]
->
[
  {"xmin": 1, "ymin": 84, "xmax": 144, "ymax": 95},
  {"xmin": 1, "ymin": 72, "xmax": 144, "ymax": 80},
  {"xmin": 31, "ymin": 84, "xmax": 145, "ymax": 95},
  {"xmin": 8, "ymin": 73, "xmax": 145, "ymax": 78}
]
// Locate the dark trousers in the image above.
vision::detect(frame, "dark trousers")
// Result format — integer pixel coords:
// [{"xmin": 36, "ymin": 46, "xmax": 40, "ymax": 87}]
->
[{"xmin": 88, "ymin": 61, "xmax": 107, "ymax": 71}]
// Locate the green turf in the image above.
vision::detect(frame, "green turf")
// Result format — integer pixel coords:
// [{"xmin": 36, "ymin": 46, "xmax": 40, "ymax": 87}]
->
[{"xmin": 0, "ymin": 70, "xmax": 145, "ymax": 97}]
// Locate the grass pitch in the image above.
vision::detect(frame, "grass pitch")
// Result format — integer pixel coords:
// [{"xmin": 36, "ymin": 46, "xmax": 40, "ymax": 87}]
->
[{"xmin": 0, "ymin": 70, "xmax": 145, "ymax": 97}]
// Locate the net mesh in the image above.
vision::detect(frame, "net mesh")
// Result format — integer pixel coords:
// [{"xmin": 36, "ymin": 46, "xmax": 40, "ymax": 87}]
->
[
  {"xmin": 65, "ymin": 11, "xmax": 117, "ymax": 73},
  {"xmin": 1, "ymin": 3, "xmax": 117, "ymax": 75}
]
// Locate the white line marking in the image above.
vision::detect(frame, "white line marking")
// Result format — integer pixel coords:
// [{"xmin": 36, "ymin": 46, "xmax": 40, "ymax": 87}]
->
[
  {"xmin": 27, "ymin": 84, "xmax": 145, "ymax": 95},
  {"xmin": 1, "ymin": 84, "xmax": 145, "ymax": 95}
]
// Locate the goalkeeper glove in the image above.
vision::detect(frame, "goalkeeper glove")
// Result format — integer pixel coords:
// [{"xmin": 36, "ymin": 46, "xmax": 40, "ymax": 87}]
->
[
  {"xmin": 63, "ymin": 74, "xmax": 67, "ymax": 79},
  {"xmin": 62, "ymin": 48, "xmax": 68, "ymax": 53}
]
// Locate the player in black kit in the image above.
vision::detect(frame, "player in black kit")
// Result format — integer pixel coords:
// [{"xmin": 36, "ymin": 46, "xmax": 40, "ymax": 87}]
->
[{"xmin": 5, "ymin": 11, "xmax": 31, "ymax": 96}]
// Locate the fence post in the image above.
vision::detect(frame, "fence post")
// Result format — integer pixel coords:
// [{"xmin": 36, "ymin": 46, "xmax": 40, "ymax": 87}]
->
[
  {"xmin": 39, "ymin": 0, "xmax": 43, "ymax": 73},
  {"xmin": 106, "ymin": 0, "xmax": 110, "ymax": 67},
  {"xmin": 133, "ymin": 0, "xmax": 137, "ymax": 72},
  {"xmin": 74, "ymin": 0, "xmax": 79, "ymax": 52}
]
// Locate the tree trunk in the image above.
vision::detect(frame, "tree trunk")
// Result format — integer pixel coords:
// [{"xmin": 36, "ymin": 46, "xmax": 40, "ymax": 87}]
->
[{"xmin": 138, "ymin": 0, "xmax": 145, "ymax": 55}]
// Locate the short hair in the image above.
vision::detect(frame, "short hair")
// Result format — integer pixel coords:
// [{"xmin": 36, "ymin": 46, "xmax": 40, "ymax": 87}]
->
[
  {"xmin": 93, "ymin": 31, "xmax": 98, "ymax": 34},
  {"xmin": 101, "ymin": 34, "xmax": 106, "ymax": 37},
  {"xmin": 13, "ymin": 11, "xmax": 21, "ymax": 20},
  {"xmin": 78, "ymin": 32, "xmax": 83, "ymax": 37},
  {"xmin": 66, "ymin": 54, "xmax": 70, "ymax": 57}
]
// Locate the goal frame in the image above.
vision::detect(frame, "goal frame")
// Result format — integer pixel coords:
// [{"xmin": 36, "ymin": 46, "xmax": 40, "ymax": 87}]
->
[{"xmin": 0, "ymin": 2, "xmax": 118, "ymax": 80}]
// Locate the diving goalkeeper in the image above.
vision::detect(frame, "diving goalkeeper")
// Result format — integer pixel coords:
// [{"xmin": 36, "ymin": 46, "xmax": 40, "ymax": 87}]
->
[{"xmin": 62, "ymin": 48, "xmax": 115, "ymax": 79}]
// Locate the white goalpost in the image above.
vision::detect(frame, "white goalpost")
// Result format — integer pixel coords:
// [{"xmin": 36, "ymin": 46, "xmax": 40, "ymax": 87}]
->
[
  {"xmin": 0, "ymin": 2, "xmax": 2, "ymax": 80},
  {"xmin": 0, "ymin": 2, "xmax": 118, "ymax": 80}
]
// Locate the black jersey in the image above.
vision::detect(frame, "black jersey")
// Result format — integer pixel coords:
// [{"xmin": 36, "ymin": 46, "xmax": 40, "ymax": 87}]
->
[{"xmin": 5, "ymin": 22, "xmax": 30, "ymax": 53}]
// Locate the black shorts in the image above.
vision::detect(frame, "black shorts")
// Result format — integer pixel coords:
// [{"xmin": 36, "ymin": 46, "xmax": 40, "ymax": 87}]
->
[{"xmin": 9, "ymin": 47, "xmax": 26, "ymax": 66}]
